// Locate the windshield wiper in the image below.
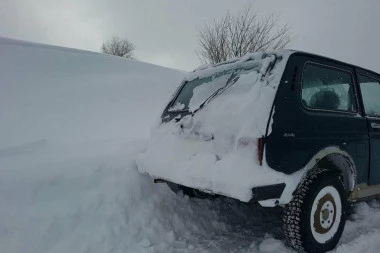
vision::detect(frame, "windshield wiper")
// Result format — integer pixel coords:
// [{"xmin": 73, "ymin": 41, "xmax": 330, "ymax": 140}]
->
[{"xmin": 192, "ymin": 73, "xmax": 240, "ymax": 115}]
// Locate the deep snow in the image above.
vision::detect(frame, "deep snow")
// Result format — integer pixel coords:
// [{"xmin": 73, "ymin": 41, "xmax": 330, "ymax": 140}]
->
[
  {"xmin": 1, "ymin": 37, "xmax": 380, "ymax": 253},
  {"xmin": 0, "ymin": 36, "xmax": 184, "ymax": 148}
]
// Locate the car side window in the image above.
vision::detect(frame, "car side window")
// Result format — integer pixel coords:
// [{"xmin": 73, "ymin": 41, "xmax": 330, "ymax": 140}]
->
[
  {"xmin": 301, "ymin": 63, "xmax": 357, "ymax": 112},
  {"xmin": 358, "ymin": 75, "xmax": 380, "ymax": 117}
]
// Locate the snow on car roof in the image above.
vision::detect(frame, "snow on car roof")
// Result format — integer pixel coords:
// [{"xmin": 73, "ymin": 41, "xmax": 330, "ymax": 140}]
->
[{"xmin": 185, "ymin": 50, "xmax": 295, "ymax": 82}]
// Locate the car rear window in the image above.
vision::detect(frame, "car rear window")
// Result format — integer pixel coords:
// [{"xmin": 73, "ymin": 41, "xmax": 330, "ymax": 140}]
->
[
  {"xmin": 170, "ymin": 69, "xmax": 232, "ymax": 111},
  {"xmin": 169, "ymin": 64, "xmax": 260, "ymax": 112}
]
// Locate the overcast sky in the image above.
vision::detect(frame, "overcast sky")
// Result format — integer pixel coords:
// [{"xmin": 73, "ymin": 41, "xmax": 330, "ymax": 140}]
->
[{"xmin": 1, "ymin": 0, "xmax": 380, "ymax": 71}]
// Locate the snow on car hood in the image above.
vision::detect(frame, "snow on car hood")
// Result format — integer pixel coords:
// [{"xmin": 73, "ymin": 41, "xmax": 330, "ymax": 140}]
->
[{"xmin": 137, "ymin": 51, "xmax": 296, "ymax": 203}]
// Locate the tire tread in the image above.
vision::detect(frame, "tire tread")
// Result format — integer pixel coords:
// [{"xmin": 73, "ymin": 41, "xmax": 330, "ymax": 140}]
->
[{"xmin": 283, "ymin": 168, "xmax": 343, "ymax": 253}]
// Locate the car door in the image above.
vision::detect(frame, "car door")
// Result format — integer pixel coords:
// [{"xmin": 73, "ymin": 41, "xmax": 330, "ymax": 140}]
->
[
  {"xmin": 356, "ymin": 70, "xmax": 380, "ymax": 185},
  {"xmin": 266, "ymin": 54, "xmax": 369, "ymax": 182}
]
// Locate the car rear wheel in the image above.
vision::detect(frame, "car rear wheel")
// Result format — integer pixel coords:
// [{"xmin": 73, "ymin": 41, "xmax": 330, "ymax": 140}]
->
[{"xmin": 283, "ymin": 168, "xmax": 347, "ymax": 253}]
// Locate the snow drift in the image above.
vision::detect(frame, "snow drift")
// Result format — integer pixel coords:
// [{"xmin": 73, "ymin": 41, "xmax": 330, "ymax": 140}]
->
[{"xmin": 0, "ymin": 36, "xmax": 184, "ymax": 148}]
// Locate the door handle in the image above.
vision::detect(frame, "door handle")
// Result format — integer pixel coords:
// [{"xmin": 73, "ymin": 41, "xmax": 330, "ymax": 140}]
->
[{"xmin": 371, "ymin": 122, "xmax": 380, "ymax": 129}]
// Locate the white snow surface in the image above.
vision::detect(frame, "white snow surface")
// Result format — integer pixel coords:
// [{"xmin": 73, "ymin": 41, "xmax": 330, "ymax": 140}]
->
[
  {"xmin": 1, "ymin": 37, "xmax": 380, "ymax": 253},
  {"xmin": 0, "ymin": 36, "xmax": 184, "ymax": 149},
  {"xmin": 138, "ymin": 51, "xmax": 302, "ymax": 203}
]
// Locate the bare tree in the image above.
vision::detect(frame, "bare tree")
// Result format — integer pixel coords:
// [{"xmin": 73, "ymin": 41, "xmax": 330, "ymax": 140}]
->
[
  {"xmin": 101, "ymin": 36, "xmax": 135, "ymax": 58},
  {"xmin": 198, "ymin": 4, "xmax": 292, "ymax": 64}
]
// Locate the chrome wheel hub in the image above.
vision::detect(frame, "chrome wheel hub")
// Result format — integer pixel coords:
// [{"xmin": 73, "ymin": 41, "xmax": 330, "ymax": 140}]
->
[{"xmin": 320, "ymin": 200, "xmax": 335, "ymax": 229}]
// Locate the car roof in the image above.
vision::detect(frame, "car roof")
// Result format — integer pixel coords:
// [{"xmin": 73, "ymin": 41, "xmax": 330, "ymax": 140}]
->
[
  {"xmin": 190, "ymin": 50, "xmax": 380, "ymax": 80},
  {"xmin": 186, "ymin": 50, "xmax": 293, "ymax": 82},
  {"xmin": 290, "ymin": 50, "xmax": 380, "ymax": 77}
]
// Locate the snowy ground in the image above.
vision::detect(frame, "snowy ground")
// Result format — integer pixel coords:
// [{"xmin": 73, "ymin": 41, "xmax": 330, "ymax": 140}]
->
[
  {"xmin": 3, "ymin": 139, "xmax": 380, "ymax": 253},
  {"xmin": 1, "ymin": 37, "xmax": 380, "ymax": 253}
]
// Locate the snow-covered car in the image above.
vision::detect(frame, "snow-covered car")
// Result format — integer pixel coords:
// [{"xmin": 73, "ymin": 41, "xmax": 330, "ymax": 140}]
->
[{"xmin": 137, "ymin": 50, "xmax": 380, "ymax": 252}]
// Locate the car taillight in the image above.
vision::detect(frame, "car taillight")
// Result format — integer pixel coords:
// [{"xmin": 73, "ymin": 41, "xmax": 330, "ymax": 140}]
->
[{"xmin": 257, "ymin": 137, "xmax": 263, "ymax": 166}]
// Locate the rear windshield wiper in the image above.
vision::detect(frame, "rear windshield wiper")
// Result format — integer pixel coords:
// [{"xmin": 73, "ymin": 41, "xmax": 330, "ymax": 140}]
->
[{"xmin": 192, "ymin": 72, "xmax": 240, "ymax": 115}]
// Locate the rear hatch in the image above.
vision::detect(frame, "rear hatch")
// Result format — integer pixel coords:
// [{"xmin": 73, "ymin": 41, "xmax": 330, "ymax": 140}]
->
[{"xmin": 137, "ymin": 51, "xmax": 292, "ymax": 202}]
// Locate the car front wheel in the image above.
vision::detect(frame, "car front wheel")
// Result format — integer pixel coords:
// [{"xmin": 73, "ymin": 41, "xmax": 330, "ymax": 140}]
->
[{"xmin": 283, "ymin": 168, "xmax": 347, "ymax": 253}]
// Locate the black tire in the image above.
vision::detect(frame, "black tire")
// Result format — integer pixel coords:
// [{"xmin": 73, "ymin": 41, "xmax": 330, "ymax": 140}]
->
[
  {"xmin": 167, "ymin": 182, "xmax": 217, "ymax": 199},
  {"xmin": 283, "ymin": 168, "xmax": 347, "ymax": 253}
]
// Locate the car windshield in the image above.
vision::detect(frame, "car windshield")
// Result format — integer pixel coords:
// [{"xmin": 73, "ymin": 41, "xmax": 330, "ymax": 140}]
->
[{"xmin": 169, "ymin": 63, "xmax": 260, "ymax": 112}]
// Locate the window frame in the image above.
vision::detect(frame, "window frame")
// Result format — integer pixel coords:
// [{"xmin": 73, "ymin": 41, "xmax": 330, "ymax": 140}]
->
[
  {"xmin": 357, "ymin": 73, "xmax": 380, "ymax": 119},
  {"xmin": 300, "ymin": 61, "xmax": 359, "ymax": 115}
]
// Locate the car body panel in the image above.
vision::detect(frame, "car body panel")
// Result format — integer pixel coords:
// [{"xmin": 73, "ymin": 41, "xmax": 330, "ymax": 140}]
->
[{"xmin": 355, "ymin": 68, "xmax": 380, "ymax": 185}]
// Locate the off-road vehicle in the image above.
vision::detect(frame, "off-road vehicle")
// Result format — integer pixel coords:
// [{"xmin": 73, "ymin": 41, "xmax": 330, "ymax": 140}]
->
[{"xmin": 138, "ymin": 50, "xmax": 380, "ymax": 252}]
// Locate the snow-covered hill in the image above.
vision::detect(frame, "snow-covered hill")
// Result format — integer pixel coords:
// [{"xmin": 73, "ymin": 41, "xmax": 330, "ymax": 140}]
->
[
  {"xmin": 0, "ymin": 36, "xmax": 184, "ymax": 148},
  {"xmin": 1, "ymin": 37, "xmax": 380, "ymax": 253}
]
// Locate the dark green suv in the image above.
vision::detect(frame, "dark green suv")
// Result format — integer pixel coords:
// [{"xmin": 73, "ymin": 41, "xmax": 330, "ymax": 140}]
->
[{"xmin": 138, "ymin": 50, "xmax": 380, "ymax": 252}]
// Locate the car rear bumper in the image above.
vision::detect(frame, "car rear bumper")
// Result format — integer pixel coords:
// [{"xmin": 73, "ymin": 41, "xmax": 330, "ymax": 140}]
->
[
  {"xmin": 251, "ymin": 183, "xmax": 286, "ymax": 202},
  {"xmin": 153, "ymin": 176, "xmax": 287, "ymax": 206}
]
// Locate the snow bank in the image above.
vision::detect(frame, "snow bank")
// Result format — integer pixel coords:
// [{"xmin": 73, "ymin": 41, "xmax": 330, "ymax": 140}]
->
[
  {"xmin": 137, "ymin": 51, "xmax": 300, "ymax": 203},
  {"xmin": 0, "ymin": 139, "xmax": 229, "ymax": 253},
  {"xmin": 0, "ymin": 37, "xmax": 184, "ymax": 149}
]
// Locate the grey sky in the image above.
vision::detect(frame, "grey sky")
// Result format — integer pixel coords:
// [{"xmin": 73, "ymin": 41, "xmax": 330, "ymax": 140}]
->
[{"xmin": 1, "ymin": 0, "xmax": 380, "ymax": 71}]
